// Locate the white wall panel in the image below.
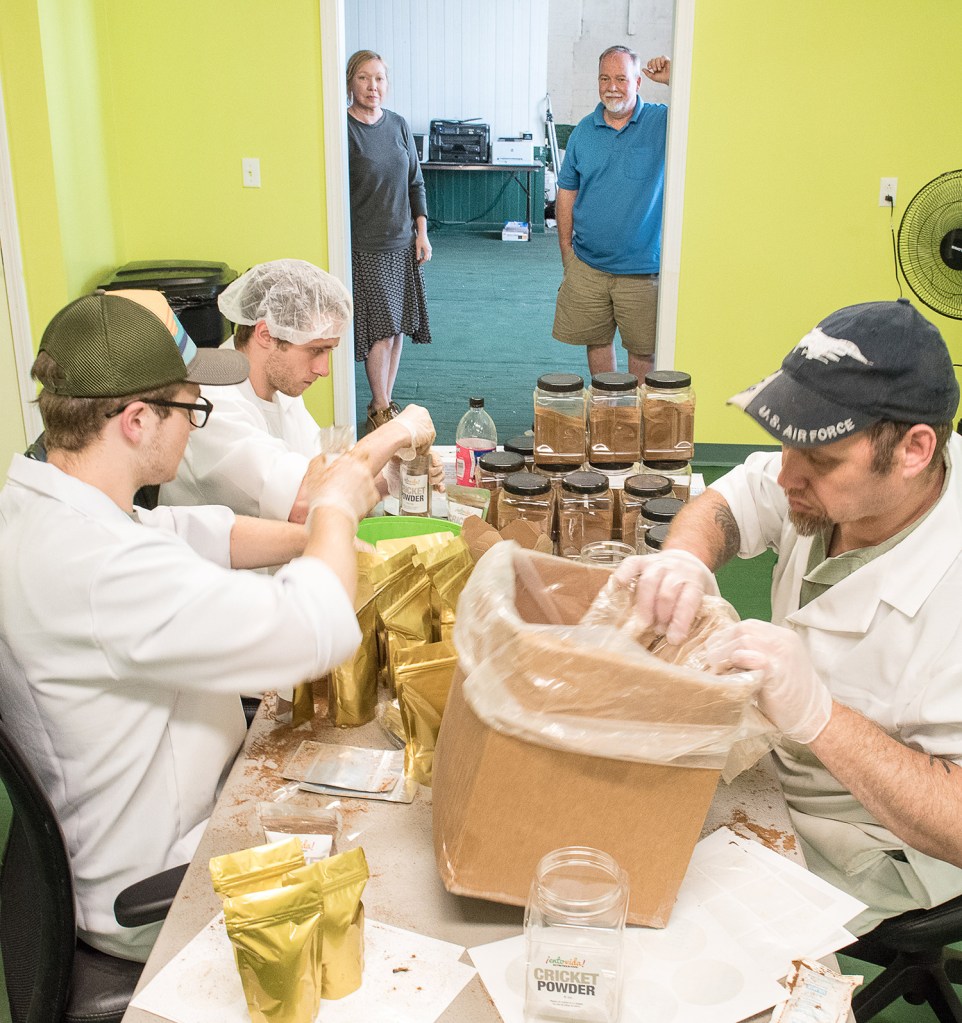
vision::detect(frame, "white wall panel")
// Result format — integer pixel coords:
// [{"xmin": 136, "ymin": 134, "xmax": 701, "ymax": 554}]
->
[{"xmin": 345, "ymin": 0, "xmax": 549, "ymax": 141}]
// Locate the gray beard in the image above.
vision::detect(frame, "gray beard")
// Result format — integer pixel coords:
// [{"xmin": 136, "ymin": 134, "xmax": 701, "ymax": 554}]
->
[{"xmin": 789, "ymin": 508, "xmax": 834, "ymax": 536}]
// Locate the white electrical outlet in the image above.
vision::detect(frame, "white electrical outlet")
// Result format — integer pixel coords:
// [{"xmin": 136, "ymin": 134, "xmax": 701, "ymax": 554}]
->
[
  {"xmin": 878, "ymin": 176, "xmax": 897, "ymax": 207},
  {"xmin": 242, "ymin": 157, "xmax": 261, "ymax": 188}
]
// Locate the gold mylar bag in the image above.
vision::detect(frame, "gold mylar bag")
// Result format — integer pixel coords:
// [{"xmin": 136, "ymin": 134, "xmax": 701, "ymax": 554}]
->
[
  {"xmin": 209, "ymin": 837, "xmax": 305, "ymax": 899},
  {"xmin": 376, "ymin": 565, "xmax": 438, "ymax": 692},
  {"xmin": 285, "ymin": 846, "xmax": 369, "ymax": 999},
  {"xmin": 223, "ymin": 877, "xmax": 323, "ymax": 1023},
  {"xmin": 395, "ymin": 641, "xmax": 457, "ymax": 786},
  {"xmin": 329, "ymin": 548, "xmax": 416, "ymax": 727}
]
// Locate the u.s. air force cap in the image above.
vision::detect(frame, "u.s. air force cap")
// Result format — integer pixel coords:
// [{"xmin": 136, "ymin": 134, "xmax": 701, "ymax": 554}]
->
[{"xmin": 727, "ymin": 298, "xmax": 959, "ymax": 447}]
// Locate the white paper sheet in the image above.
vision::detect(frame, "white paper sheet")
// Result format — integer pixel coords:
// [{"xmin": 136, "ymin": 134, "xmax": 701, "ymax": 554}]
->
[
  {"xmin": 131, "ymin": 916, "xmax": 475, "ymax": 1023},
  {"xmin": 468, "ymin": 827, "xmax": 865, "ymax": 1023}
]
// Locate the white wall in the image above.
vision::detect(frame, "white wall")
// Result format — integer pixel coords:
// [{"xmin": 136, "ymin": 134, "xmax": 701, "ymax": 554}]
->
[
  {"xmin": 345, "ymin": 0, "xmax": 549, "ymax": 142},
  {"xmin": 547, "ymin": 0, "xmax": 674, "ymax": 125}
]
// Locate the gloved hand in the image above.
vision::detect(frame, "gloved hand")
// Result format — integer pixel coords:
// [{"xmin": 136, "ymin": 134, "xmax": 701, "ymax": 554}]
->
[
  {"xmin": 429, "ymin": 450, "xmax": 445, "ymax": 492},
  {"xmin": 383, "ymin": 450, "xmax": 445, "ymax": 500},
  {"xmin": 611, "ymin": 549, "xmax": 720, "ymax": 645},
  {"xmin": 703, "ymin": 620, "xmax": 834, "ymax": 744},
  {"xmin": 393, "ymin": 404, "xmax": 436, "ymax": 459},
  {"xmin": 305, "ymin": 453, "xmax": 379, "ymax": 528}
]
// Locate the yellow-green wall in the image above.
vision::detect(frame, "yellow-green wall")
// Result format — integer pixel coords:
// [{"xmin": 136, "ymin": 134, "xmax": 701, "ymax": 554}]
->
[
  {"xmin": 5, "ymin": 2, "xmax": 962, "ymax": 461},
  {"xmin": 0, "ymin": 0, "xmax": 335, "ymax": 475},
  {"xmin": 677, "ymin": 1, "xmax": 962, "ymax": 447}
]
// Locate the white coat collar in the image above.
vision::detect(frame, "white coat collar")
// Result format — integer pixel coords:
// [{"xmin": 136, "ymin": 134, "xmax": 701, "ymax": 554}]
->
[
  {"xmin": 787, "ymin": 434, "xmax": 962, "ymax": 632},
  {"xmin": 5, "ymin": 454, "xmax": 133, "ymax": 524}
]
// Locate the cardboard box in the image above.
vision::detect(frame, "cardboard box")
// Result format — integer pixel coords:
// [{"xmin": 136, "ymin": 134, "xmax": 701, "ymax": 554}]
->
[
  {"xmin": 432, "ymin": 546, "xmax": 756, "ymax": 927},
  {"xmin": 501, "ymin": 220, "xmax": 530, "ymax": 242}
]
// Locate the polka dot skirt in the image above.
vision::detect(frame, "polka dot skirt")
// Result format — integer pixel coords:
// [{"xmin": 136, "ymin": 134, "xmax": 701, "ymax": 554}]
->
[{"xmin": 351, "ymin": 245, "xmax": 432, "ymax": 361}]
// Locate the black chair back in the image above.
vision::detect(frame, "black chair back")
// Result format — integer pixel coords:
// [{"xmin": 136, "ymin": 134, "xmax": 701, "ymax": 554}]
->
[{"xmin": 0, "ymin": 719, "xmax": 76, "ymax": 1023}]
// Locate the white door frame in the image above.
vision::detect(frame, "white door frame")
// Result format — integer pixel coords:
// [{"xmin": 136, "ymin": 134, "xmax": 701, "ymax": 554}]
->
[
  {"xmin": 322, "ymin": 0, "xmax": 696, "ymax": 406},
  {"xmin": 319, "ymin": 0, "xmax": 356, "ymax": 428},
  {"xmin": 0, "ymin": 72, "xmax": 42, "ymax": 442},
  {"xmin": 655, "ymin": 0, "xmax": 695, "ymax": 370}
]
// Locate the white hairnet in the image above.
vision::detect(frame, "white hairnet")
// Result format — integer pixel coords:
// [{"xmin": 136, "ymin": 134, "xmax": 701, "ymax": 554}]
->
[{"xmin": 217, "ymin": 259, "xmax": 353, "ymax": 345}]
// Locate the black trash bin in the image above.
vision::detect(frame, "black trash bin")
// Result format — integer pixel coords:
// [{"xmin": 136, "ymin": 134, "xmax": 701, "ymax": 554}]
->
[{"xmin": 98, "ymin": 260, "xmax": 237, "ymax": 348}]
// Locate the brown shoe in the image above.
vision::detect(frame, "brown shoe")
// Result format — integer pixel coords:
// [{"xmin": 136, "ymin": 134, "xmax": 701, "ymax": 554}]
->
[{"xmin": 366, "ymin": 404, "xmax": 395, "ymax": 434}]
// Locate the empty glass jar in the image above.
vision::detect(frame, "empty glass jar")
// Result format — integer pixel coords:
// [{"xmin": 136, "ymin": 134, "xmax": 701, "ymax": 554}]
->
[{"xmin": 524, "ymin": 846, "xmax": 629, "ymax": 1023}]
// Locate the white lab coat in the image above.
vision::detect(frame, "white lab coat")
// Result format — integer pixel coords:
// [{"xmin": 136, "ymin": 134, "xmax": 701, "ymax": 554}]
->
[
  {"xmin": 0, "ymin": 455, "xmax": 361, "ymax": 960},
  {"xmin": 713, "ymin": 434, "xmax": 962, "ymax": 931},
  {"xmin": 159, "ymin": 339, "xmax": 321, "ymax": 519}
]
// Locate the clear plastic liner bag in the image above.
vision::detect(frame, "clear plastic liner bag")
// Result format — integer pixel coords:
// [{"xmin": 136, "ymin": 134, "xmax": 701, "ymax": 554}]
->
[{"xmin": 455, "ymin": 543, "xmax": 773, "ymax": 774}]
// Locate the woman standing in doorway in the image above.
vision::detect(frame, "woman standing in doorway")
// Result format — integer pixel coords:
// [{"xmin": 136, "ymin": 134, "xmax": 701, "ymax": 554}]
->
[{"xmin": 347, "ymin": 49, "xmax": 432, "ymax": 432}]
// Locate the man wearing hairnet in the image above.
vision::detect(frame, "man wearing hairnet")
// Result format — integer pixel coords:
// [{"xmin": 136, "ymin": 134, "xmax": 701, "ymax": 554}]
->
[{"xmin": 160, "ymin": 259, "xmax": 440, "ymax": 522}]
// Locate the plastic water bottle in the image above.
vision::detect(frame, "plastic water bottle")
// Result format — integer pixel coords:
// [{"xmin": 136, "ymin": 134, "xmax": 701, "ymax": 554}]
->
[{"xmin": 455, "ymin": 397, "xmax": 497, "ymax": 487}]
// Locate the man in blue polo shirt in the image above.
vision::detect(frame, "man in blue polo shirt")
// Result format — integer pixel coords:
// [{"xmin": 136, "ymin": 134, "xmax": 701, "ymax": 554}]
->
[{"xmin": 552, "ymin": 46, "xmax": 670, "ymax": 380}]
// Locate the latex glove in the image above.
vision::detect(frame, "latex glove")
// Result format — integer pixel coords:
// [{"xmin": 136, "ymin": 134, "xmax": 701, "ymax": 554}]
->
[
  {"xmin": 394, "ymin": 404, "xmax": 436, "ymax": 460},
  {"xmin": 429, "ymin": 450, "xmax": 445, "ymax": 492},
  {"xmin": 383, "ymin": 456, "xmax": 402, "ymax": 500},
  {"xmin": 305, "ymin": 453, "xmax": 379, "ymax": 528},
  {"xmin": 703, "ymin": 620, "xmax": 833, "ymax": 744},
  {"xmin": 611, "ymin": 549, "xmax": 719, "ymax": 645}
]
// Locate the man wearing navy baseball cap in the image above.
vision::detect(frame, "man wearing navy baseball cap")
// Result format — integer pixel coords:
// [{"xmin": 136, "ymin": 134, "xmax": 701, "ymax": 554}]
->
[{"xmin": 616, "ymin": 298, "xmax": 962, "ymax": 934}]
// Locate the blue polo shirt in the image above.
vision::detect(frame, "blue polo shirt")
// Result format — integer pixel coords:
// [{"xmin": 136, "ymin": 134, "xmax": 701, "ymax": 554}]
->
[{"xmin": 558, "ymin": 98, "xmax": 667, "ymax": 275}]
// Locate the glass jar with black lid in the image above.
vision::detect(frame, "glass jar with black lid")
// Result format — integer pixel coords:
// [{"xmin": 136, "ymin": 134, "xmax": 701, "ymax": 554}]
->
[
  {"xmin": 476, "ymin": 450, "xmax": 525, "ymax": 529},
  {"xmin": 534, "ymin": 373, "xmax": 586, "ymax": 467},
  {"xmin": 588, "ymin": 372, "xmax": 640, "ymax": 466},
  {"xmin": 621, "ymin": 473, "xmax": 673, "ymax": 551},
  {"xmin": 557, "ymin": 470, "xmax": 614, "ymax": 558}
]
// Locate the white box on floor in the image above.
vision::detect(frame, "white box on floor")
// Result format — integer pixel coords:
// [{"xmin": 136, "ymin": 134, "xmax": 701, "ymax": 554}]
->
[{"xmin": 502, "ymin": 221, "xmax": 529, "ymax": 242}]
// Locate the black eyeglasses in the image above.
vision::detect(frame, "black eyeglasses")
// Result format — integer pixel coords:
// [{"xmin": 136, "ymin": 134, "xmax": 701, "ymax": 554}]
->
[{"xmin": 105, "ymin": 395, "xmax": 214, "ymax": 428}]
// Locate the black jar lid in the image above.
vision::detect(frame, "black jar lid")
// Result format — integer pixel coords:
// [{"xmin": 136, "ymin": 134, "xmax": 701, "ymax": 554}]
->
[
  {"xmin": 561, "ymin": 470, "xmax": 609, "ymax": 495},
  {"xmin": 624, "ymin": 473, "xmax": 673, "ymax": 498},
  {"xmin": 590, "ymin": 371, "xmax": 638, "ymax": 392},
  {"xmin": 478, "ymin": 450, "xmax": 524, "ymax": 474},
  {"xmin": 644, "ymin": 370, "xmax": 691, "ymax": 389},
  {"xmin": 646, "ymin": 523, "xmax": 671, "ymax": 551},
  {"xmin": 641, "ymin": 497, "xmax": 684, "ymax": 523},
  {"xmin": 504, "ymin": 434, "xmax": 534, "ymax": 457},
  {"xmin": 503, "ymin": 471, "xmax": 552, "ymax": 496},
  {"xmin": 537, "ymin": 372, "xmax": 585, "ymax": 393},
  {"xmin": 642, "ymin": 459, "xmax": 690, "ymax": 472},
  {"xmin": 588, "ymin": 460, "xmax": 635, "ymax": 474}
]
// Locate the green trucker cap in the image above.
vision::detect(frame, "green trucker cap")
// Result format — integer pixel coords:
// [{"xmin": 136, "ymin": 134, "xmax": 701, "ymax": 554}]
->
[{"xmin": 37, "ymin": 289, "xmax": 249, "ymax": 398}]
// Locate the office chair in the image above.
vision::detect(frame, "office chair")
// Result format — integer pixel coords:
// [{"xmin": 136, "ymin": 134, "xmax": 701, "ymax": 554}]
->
[
  {"xmin": 843, "ymin": 895, "xmax": 962, "ymax": 1022},
  {"xmin": 0, "ymin": 717, "xmax": 184, "ymax": 1023}
]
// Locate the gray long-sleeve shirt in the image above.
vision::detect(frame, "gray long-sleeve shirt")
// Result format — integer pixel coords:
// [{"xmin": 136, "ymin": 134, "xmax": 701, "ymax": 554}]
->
[{"xmin": 347, "ymin": 108, "xmax": 428, "ymax": 252}]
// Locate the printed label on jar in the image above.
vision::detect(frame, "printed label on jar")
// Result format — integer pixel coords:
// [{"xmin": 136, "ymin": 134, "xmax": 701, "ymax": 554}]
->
[
  {"xmin": 400, "ymin": 473, "xmax": 429, "ymax": 514},
  {"xmin": 524, "ymin": 942, "xmax": 619, "ymax": 1022},
  {"xmin": 455, "ymin": 441, "xmax": 496, "ymax": 487}
]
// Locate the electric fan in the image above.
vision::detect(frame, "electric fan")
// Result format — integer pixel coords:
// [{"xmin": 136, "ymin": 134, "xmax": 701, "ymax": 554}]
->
[{"xmin": 898, "ymin": 169, "xmax": 962, "ymax": 319}]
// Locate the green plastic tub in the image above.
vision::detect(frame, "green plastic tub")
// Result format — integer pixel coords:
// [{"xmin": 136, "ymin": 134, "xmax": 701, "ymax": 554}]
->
[{"xmin": 356, "ymin": 515, "xmax": 461, "ymax": 545}]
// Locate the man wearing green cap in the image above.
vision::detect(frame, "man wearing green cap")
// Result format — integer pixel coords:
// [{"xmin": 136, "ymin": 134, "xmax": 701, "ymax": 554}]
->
[
  {"xmin": 616, "ymin": 298, "xmax": 962, "ymax": 934},
  {"xmin": 0, "ymin": 290, "xmax": 379, "ymax": 961}
]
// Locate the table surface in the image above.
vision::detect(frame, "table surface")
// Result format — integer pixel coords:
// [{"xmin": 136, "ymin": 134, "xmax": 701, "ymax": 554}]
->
[{"xmin": 123, "ymin": 688, "xmax": 810, "ymax": 1023}]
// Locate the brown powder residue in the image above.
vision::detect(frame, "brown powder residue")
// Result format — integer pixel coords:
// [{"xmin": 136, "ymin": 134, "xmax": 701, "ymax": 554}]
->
[{"xmin": 726, "ymin": 808, "xmax": 797, "ymax": 853}]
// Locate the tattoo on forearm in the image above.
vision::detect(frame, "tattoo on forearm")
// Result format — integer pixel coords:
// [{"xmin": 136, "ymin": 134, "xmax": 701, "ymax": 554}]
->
[
  {"xmin": 714, "ymin": 505, "xmax": 741, "ymax": 564},
  {"xmin": 929, "ymin": 754, "xmax": 954, "ymax": 776}
]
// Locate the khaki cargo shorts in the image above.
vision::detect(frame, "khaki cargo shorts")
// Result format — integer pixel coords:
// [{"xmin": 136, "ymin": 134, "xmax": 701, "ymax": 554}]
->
[{"xmin": 552, "ymin": 251, "xmax": 658, "ymax": 356}]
